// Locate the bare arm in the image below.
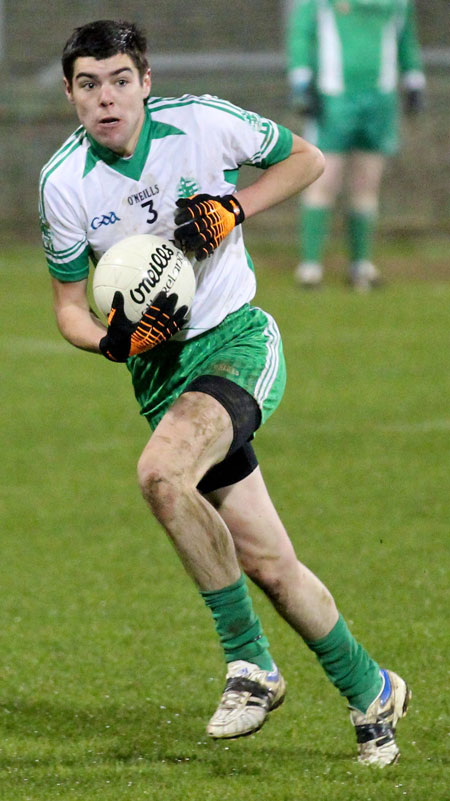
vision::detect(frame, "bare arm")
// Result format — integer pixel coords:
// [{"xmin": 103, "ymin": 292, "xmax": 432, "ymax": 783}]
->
[
  {"xmin": 235, "ymin": 133, "xmax": 325, "ymax": 219},
  {"xmin": 52, "ymin": 277, "xmax": 106, "ymax": 353}
]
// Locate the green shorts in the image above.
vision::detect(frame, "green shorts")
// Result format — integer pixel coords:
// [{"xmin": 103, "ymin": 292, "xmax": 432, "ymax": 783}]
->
[
  {"xmin": 305, "ymin": 90, "xmax": 399, "ymax": 155},
  {"xmin": 127, "ymin": 303, "xmax": 286, "ymax": 430}
]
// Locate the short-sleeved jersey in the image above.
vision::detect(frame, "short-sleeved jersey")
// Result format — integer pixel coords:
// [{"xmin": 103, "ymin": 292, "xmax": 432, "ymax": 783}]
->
[
  {"xmin": 39, "ymin": 94, "xmax": 292, "ymax": 339},
  {"xmin": 287, "ymin": 0, "xmax": 424, "ymax": 95}
]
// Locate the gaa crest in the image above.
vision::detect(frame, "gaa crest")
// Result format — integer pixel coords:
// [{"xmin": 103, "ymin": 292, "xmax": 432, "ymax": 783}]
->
[{"xmin": 177, "ymin": 177, "xmax": 201, "ymax": 198}]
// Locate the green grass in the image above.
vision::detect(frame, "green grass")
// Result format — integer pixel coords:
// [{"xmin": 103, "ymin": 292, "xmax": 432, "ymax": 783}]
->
[{"xmin": 1, "ymin": 242, "xmax": 449, "ymax": 800}]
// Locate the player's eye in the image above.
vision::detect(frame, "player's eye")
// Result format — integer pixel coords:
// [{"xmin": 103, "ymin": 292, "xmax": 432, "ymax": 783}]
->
[
  {"xmin": 116, "ymin": 79, "xmax": 129, "ymax": 86},
  {"xmin": 80, "ymin": 81, "xmax": 95, "ymax": 90}
]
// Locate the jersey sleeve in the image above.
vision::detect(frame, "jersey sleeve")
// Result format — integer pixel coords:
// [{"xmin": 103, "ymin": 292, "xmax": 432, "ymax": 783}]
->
[
  {"xmin": 39, "ymin": 173, "xmax": 91, "ymax": 282},
  {"xmin": 286, "ymin": 0, "xmax": 317, "ymax": 84},
  {"xmin": 397, "ymin": 0, "xmax": 425, "ymax": 78},
  {"xmin": 196, "ymin": 96, "xmax": 293, "ymax": 173}
]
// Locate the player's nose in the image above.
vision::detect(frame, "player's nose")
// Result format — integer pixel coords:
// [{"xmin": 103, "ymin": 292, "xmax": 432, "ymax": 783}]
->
[{"xmin": 98, "ymin": 84, "xmax": 114, "ymax": 106}]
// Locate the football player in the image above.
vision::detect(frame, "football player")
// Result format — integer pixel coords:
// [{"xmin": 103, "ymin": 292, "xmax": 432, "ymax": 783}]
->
[
  {"xmin": 287, "ymin": 0, "xmax": 425, "ymax": 289},
  {"xmin": 40, "ymin": 19, "xmax": 410, "ymax": 765}
]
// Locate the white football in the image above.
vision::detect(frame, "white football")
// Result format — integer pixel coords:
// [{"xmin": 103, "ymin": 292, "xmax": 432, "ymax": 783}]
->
[{"xmin": 93, "ymin": 234, "xmax": 196, "ymax": 323}]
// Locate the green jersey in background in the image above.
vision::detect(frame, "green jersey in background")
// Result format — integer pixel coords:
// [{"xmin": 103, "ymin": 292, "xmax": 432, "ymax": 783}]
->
[{"xmin": 287, "ymin": 0, "xmax": 424, "ymax": 95}]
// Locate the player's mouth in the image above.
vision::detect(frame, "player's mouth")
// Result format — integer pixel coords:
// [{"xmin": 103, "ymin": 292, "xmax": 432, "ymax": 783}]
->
[{"xmin": 98, "ymin": 116, "xmax": 121, "ymax": 128}]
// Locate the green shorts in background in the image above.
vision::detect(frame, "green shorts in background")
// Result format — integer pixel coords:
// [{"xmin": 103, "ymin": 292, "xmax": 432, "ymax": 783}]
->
[
  {"xmin": 127, "ymin": 304, "xmax": 286, "ymax": 430},
  {"xmin": 305, "ymin": 90, "xmax": 399, "ymax": 155}
]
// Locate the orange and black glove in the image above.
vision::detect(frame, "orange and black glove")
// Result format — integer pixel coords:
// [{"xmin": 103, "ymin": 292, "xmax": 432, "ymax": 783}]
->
[
  {"xmin": 99, "ymin": 290, "xmax": 188, "ymax": 362},
  {"xmin": 174, "ymin": 193, "xmax": 245, "ymax": 260}
]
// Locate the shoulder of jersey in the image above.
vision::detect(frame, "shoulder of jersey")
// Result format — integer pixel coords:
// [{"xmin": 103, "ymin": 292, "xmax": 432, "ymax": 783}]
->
[
  {"xmin": 40, "ymin": 125, "xmax": 86, "ymax": 186},
  {"xmin": 146, "ymin": 94, "xmax": 237, "ymax": 118}
]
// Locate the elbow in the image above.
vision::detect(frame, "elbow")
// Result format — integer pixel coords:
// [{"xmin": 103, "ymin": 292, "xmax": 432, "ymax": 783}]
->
[
  {"xmin": 53, "ymin": 305, "xmax": 80, "ymax": 347},
  {"xmin": 54, "ymin": 311, "xmax": 73, "ymax": 345},
  {"xmin": 310, "ymin": 144, "xmax": 326, "ymax": 181},
  {"xmin": 290, "ymin": 133, "xmax": 325, "ymax": 186}
]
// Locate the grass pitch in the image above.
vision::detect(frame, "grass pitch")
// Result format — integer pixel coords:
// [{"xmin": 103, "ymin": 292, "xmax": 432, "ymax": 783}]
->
[{"xmin": 0, "ymin": 240, "xmax": 449, "ymax": 800}]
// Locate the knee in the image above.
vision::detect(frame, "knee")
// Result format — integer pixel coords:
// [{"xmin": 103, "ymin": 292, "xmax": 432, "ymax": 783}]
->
[
  {"xmin": 349, "ymin": 194, "xmax": 379, "ymax": 213},
  {"xmin": 137, "ymin": 453, "xmax": 183, "ymax": 521}
]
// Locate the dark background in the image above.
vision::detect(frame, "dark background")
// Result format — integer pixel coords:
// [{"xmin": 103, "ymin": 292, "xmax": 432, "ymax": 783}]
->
[{"xmin": 0, "ymin": 0, "xmax": 448, "ymax": 241}]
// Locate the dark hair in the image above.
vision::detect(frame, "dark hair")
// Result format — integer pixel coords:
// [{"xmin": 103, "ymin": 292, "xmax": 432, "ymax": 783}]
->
[{"xmin": 62, "ymin": 19, "xmax": 149, "ymax": 85}]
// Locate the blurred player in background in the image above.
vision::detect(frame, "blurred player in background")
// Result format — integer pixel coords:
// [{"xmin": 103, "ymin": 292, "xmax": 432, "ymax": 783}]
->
[
  {"xmin": 40, "ymin": 19, "xmax": 410, "ymax": 765},
  {"xmin": 287, "ymin": 0, "xmax": 426, "ymax": 289}
]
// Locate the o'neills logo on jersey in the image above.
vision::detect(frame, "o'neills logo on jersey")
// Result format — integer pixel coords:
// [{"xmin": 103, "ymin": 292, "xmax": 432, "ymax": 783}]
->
[
  {"xmin": 127, "ymin": 185, "xmax": 159, "ymax": 205},
  {"xmin": 129, "ymin": 244, "xmax": 180, "ymax": 305}
]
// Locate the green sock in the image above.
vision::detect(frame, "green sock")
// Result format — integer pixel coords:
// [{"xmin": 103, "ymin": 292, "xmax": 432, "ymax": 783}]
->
[
  {"xmin": 300, "ymin": 204, "xmax": 332, "ymax": 263},
  {"xmin": 347, "ymin": 209, "xmax": 376, "ymax": 262},
  {"xmin": 305, "ymin": 614, "xmax": 382, "ymax": 713},
  {"xmin": 201, "ymin": 574, "xmax": 273, "ymax": 670}
]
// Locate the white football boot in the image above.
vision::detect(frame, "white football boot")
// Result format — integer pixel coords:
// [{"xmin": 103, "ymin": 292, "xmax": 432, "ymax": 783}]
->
[
  {"xmin": 349, "ymin": 260, "xmax": 381, "ymax": 291},
  {"xmin": 294, "ymin": 261, "xmax": 323, "ymax": 288},
  {"xmin": 207, "ymin": 660, "xmax": 286, "ymax": 739},
  {"xmin": 349, "ymin": 669, "xmax": 411, "ymax": 767}
]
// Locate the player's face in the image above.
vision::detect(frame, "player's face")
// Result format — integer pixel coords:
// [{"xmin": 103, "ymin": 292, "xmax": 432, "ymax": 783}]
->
[{"xmin": 65, "ymin": 54, "xmax": 151, "ymax": 156}]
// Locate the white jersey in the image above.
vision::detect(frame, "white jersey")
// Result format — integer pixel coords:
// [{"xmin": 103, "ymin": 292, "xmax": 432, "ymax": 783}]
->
[{"xmin": 39, "ymin": 94, "xmax": 293, "ymax": 339}]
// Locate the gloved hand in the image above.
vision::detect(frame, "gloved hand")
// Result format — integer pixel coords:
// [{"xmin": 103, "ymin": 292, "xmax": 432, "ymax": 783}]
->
[
  {"xmin": 290, "ymin": 82, "xmax": 321, "ymax": 119},
  {"xmin": 403, "ymin": 87, "xmax": 425, "ymax": 114},
  {"xmin": 99, "ymin": 290, "xmax": 188, "ymax": 362},
  {"xmin": 174, "ymin": 193, "xmax": 245, "ymax": 260}
]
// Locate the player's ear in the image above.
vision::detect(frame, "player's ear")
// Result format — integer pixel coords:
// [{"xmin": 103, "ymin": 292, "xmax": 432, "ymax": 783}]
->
[
  {"xmin": 142, "ymin": 68, "xmax": 152, "ymax": 100},
  {"xmin": 63, "ymin": 77, "xmax": 75, "ymax": 104}
]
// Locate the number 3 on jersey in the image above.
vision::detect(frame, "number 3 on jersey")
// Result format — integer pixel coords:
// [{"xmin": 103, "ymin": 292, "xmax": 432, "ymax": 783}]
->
[{"xmin": 141, "ymin": 199, "xmax": 158, "ymax": 224}]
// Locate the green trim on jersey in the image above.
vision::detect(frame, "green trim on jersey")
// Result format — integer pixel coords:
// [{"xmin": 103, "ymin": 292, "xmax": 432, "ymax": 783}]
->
[
  {"xmin": 245, "ymin": 248, "xmax": 255, "ymax": 274},
  {"xmin": 258, "ymin": 126, "xmax": 292, "ymax": 168},
  {"xmin": 224, "ymin": 168, "xmax": 239, "ymax": 185},
  {"xmin": 147, "ymin": 94, "xmax": 293, "ymax": 168},
  {"xmin": 84, "ymin": 109, "xmax": 185, "ymax": 179},
  {"xmin": 39, "ymin": 130, "xmax": 84, "ymax": 224},
  {"xmin": 46, "ymin": 244, "xmax": 92, "ymax": 282},
  {"xmin": 148, "ymin": 94, "xmax": 254, "ymax": 119}
]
